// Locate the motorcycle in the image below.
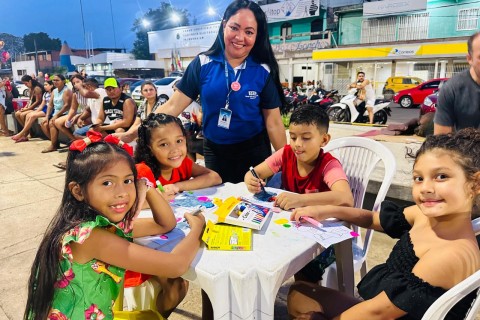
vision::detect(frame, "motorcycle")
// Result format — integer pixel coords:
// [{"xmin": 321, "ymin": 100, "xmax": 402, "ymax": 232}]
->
[
  {"xmin": 309, "ymin": 89, "xmax": 339, "ymax": 110},
  {"xmin": 281, "ymin": 88, "xmax": 308, "ymax": 115},
  {"xmin": 327, "ymin": 88, "xmax": 392, "ymax": 124}
]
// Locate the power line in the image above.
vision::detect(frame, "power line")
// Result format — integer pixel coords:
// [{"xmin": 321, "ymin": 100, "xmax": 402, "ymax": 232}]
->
[{"xmin": 109, "ymin": 0, "xmax": 117, "ymax": 48}]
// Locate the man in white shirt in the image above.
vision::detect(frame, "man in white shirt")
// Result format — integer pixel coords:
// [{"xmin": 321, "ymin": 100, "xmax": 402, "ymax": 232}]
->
[{"xmin": 72, "ymin": 78, "xmax": 107, "ymax": 138}]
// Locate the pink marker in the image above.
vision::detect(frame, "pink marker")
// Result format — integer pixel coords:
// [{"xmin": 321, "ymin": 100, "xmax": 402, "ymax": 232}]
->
[{"xmin": 301, "ymin": 216, "xmax": 324, "ymax": 228}]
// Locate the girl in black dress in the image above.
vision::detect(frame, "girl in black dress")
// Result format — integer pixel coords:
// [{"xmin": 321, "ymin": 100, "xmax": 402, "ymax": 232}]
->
[{"xmin": 288, "ymin": 128, "xmax": 480, "ymax": 320}]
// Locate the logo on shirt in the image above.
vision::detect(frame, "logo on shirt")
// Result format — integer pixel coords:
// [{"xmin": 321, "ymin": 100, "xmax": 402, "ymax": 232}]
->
[{"xmin": 245, "ymin": 91, "xmax": 258, "ymax": 100}]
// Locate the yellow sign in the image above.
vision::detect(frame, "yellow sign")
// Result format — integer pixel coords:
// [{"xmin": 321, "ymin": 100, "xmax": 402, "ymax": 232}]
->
[{"xmin": 312, "ymin": 42, "xmax": 467, "ymax": 62}]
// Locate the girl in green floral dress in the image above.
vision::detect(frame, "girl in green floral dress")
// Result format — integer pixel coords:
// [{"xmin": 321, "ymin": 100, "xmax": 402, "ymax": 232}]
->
[{"xmin": 24, "ymin": 132, "xmax": 205, "ymax": 320}]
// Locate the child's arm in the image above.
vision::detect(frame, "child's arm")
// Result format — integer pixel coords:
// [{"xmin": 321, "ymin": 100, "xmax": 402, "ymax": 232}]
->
[
  {"xmin": 291, "ymin": 205, "xmax": 383, "ymax": 232},
  {"xmin": 274, "ymin": 179, "xmax": 354, "ymax": 210},
  {"xmin": 132, "ymin": 185, "xmax": 177, "ymax": 238},
  {"xmin": 244, "ymin": 162, "xmax": 275, "ymax": 194},
  {"xmin": 331, "ymin": 291, "xmax": 407, "ymax": 320},
  {"xmin": 173, "ymin": 162, "xmax": 222, "ymax": 192},
  {"xmin": 72, "ymin": 212, "xmax": 205, "ymax": 279}
]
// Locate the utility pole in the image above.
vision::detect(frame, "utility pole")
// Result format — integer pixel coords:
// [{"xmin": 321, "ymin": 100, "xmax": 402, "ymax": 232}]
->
[
  {"xmin": 79, "ymin": 0, "xmax": 88, "ymax": 60},
  {"xmin": 34, "ymin": 39, "xmax": 39, "ymax": 73}
]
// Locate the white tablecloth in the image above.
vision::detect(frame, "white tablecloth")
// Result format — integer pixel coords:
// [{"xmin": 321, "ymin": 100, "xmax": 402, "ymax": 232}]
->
[{"xmin": 139, "ymin": 183, "xmax": 354, "ymax": 319}]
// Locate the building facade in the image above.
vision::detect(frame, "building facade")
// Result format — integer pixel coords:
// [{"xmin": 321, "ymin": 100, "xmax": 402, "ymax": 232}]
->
[
  {"xmin": 314, "ymin": 0, "xmax": 477, "ymax": 95},
  {"xmin": 147, "ymin": 0, "xmax": 477, "ymax": 96}
]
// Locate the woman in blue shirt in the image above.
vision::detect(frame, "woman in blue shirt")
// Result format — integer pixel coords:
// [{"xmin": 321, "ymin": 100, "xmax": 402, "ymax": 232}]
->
[{"xmin": 157, "ymin": 0, "xmax": 287, "ymax": 183}]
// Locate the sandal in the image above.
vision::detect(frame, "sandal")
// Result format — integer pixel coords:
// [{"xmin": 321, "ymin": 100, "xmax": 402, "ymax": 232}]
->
[
  {"xmin": 15, "ymin": 136, "xmax": 29, "ymax": 143},
  {"xmin": 41, "ymin": 147, "xmax": 57, "ymax": 153},
  {"xmin": 53, "ymin": 162, "xmax": 67, "ymax": 170}
]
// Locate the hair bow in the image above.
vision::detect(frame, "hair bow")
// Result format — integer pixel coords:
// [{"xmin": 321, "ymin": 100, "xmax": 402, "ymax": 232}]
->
[
  {"xmin": 69, "ymin": 131, "xmax": 103, "ymax": 152},
  {"xmin": 104, "ymin": 134, "xmax": 134, "ymax": 156}
]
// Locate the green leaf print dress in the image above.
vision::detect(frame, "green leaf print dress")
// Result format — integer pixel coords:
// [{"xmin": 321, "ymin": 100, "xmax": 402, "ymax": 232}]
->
[{"xmin": 48, "ymin": 215, "xmax": 132, "ymax": 320}]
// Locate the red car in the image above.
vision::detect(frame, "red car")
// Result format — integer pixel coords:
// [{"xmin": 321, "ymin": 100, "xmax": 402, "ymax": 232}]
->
[{"xmin": 393, "ymin": 78, "xmax": 448, "ymax": 108}]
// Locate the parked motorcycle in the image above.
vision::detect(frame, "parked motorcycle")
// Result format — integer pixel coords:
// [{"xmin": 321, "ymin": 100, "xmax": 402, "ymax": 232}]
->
[
  {"xmin": 282, "ymin": 88, "xmax": 308, "ymax": 115},
  {"xmin": 309, "ymin": 89, "xmax": 339, "ymax": 109},
  {"xmin": 327, "ymin": 88, "xmax": 391, "ymax": 124}
]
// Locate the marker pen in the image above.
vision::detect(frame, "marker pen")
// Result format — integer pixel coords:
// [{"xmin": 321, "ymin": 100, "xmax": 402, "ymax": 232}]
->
[
  {"xmin": 249, "ymin": 166, "xmax": 267, "ymax": 194},
  {"xmin": 156, "ymin": 180, "xmax": 165, "ymax": 192}
]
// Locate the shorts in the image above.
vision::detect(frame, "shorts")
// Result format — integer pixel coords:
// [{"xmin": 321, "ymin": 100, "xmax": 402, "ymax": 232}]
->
[
  {"xmin": 366, "ymin": 98, "xmax": 375, "ymax": 107},
  {"xmin": 73, "ymin": 125, "xmax": 92, "ymax": 137}
]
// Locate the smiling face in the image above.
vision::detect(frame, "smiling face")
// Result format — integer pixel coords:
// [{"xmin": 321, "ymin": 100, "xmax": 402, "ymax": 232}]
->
[
  {"xmin": 85, "ymin": 159, "xmax": 136, "ymax": 223},
  {"xmin": 289, "ymin": 123, "xmax": 330, "ymax": 166},
  {"xmin": 149, "ymin": 122, "xmax": 187, "ymax": 171},
  {"xmin": 412, "ymin": 149, "xmax": 477, "ymax": 219},
  {"xmin": 223, "ymin": 8, "xmax": 257, "ymax": 64}
]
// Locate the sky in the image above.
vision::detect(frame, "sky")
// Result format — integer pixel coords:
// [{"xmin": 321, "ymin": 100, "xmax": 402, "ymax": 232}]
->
[{"xmin": 3, "ymin": 0, "xmax": 232, "ymax": 51}]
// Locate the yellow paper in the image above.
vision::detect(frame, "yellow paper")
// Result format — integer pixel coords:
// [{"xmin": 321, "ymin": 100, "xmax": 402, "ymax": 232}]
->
[{"xmin": 202, "ymin": 221, "xmax": 252, "ymax": 251}]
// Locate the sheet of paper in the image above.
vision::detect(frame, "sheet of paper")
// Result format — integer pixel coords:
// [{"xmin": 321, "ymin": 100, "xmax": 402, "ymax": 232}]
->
[{"xmin": 291, "ymin": 220, "xmax": 355, "ymax": 248}]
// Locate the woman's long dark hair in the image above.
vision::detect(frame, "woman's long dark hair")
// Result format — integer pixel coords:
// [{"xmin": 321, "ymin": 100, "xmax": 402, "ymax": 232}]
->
[
  {"xmin": 24, "ymin": 143, "xmax": 139, "ymax": 320},
  {"xmin": 203, "ymin": 0, "xmax": 286, "ymax": 108},
  {"xmin": 135, "ymin": 113, "xmax": 187, "ymax": 179},
  {"xmin": 21, "ymin": 74, "xmax": 45, "ymax": 99}
]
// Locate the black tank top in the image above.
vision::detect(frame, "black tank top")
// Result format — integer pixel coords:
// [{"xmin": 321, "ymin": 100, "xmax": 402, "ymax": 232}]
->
[{"xmin": 102, "ymin": 92, "xmax": 133, "ymax": 127}]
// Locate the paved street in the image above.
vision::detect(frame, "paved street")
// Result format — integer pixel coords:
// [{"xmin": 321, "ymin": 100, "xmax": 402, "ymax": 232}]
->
[{"xmin": 0, "ymin": 129, "xmax": 406, "ymax": 320}]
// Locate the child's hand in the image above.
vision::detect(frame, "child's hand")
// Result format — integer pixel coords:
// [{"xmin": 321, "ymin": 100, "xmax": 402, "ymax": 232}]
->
[
  {"xmin": 163, "ymin": 184, "xmax": 180, "ymax": 197},
  {"xmin": 244, "ymin": 171, "xmax": 266, "ymax": 194},
  {"xmin": 274, "ymin": 192, "xmax": 303, "ymax": 210},
  {"xmin": 290, "ymin": 205, "xmax": 326, "ymax": 223},
  {"xmin": 184, "ymin": 212, "xmax": 206, "ymax": 233}
]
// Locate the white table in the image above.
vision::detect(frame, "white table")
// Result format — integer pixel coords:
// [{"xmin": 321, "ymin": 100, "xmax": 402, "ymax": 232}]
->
[{"xmin": 142, "ymin": 183, "xmax": 354, "ymax": 320}]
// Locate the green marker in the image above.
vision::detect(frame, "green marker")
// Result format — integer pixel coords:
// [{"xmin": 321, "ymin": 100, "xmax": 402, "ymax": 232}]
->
[{"xmin": 156, "ymin": 180, "xmax": 165, "ymax": 192}]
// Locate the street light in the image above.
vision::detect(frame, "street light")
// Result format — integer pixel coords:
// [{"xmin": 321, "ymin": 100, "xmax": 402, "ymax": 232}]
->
[
  {"xmin": 171, "ymin": 12, "xmax": 181, "ymax": 24},
  {"xmin": 207, "ymin": 7, "xmax": 216, "ymax": 16},
  {"xmin": 142, "ymin": 19, "xmax": 151, "ymax": 29}
]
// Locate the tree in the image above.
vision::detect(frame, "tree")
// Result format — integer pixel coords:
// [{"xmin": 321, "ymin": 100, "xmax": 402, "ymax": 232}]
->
[
  {"xmin": 23, "ymin": 32, "xmax": 61, "ymax": 52},
  {"xmin": 131, "ymin": 2, "xmax": 190, "ymax": 60}
]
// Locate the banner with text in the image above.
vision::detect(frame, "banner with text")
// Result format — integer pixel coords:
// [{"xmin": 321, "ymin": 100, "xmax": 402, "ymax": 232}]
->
[{"xmin": 262, "ymin": 0, "xmax": 320, "ymax": 22}]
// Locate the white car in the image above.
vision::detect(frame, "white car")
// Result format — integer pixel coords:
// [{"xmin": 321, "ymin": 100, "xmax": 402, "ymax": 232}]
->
[
  {"xmin": 15, "ymin": 81, "xmax": 30, "ymax": 97},
  {"xmin": 131, "ymin": 77, "xmax": 181, "ymax": 101}
]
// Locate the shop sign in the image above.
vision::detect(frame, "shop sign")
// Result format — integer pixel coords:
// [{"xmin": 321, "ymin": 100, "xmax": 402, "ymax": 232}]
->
[
  {"xmin": 363, "ymin": 0, "xmax": 427, "ymax": 16},
  {"xmin": 148, "ymin": 22, "xmax": 221, "ymax": 51},
  {"xmin": 387, "ymin": 46, "xmax": 420, "ymax": 57},
  {"xmin": 261, "ymin": 0, "xmax": 320, "ymax": 22},
  {"xmin": 272, "ymin": 39, "xmax": 330, "ymax": 53}
]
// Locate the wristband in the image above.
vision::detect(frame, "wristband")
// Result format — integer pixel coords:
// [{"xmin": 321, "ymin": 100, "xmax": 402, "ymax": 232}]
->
[
  {"xmin": 65, "ymin": 120, "xmax": 72, "ymax": 128},
  {"xmin": 139, "ymin": 177, "xmax": 153, "ymax": 190}
]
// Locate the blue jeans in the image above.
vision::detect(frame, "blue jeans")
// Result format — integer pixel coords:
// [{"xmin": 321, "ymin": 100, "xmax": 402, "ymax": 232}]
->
[{"xmin": 73, "ymin": 125, "xmax": 91, "ymax": 137}]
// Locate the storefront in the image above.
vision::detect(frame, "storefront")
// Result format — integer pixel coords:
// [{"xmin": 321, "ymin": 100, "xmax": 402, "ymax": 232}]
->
[{"xmin": 312, "ymin": 40, "xmax": 469, "ymax": 96}]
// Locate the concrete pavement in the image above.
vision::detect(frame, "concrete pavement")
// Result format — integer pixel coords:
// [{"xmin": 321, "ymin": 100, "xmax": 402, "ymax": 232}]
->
[{"xmin": 0, "ymin": 124, "xmax": 410, "ymax": 319}]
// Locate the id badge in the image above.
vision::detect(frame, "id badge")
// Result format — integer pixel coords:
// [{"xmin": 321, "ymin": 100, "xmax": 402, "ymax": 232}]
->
[{"xmin": 218, "ymin": 108, "xmax": 232, "ymax": 129}]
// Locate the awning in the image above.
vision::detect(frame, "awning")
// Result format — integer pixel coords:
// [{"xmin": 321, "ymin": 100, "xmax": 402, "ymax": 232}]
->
[{"xmin": 312, "ymin": 41, "xmax": 467, "ymax": 62}]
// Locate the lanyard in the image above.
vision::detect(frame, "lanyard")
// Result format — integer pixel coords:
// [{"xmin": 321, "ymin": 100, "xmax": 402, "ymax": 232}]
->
[{"xmin": 224, "ymin": 59, "xmax": 246, "ymax": 110}]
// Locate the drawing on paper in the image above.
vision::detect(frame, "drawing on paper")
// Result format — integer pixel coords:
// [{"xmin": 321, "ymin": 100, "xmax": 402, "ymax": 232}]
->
[
  {"xmin": 291, "ymin": 221, "xmax": 354, "ymax": 248},
  {"xmin": 171, "ymin": 193, "xmax": 215, "ymax": 208}
]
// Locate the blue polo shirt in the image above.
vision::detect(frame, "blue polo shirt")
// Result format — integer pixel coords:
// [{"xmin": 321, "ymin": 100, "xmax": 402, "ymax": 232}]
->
[{"xmin": 177, "ymin": 53, "xmax": 281, "ymax": 144}]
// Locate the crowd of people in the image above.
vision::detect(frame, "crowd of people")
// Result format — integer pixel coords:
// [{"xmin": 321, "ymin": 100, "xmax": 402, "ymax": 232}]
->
[{"xmin": 3, "ymin": 1, "xmax": 478, "ymax": 319}]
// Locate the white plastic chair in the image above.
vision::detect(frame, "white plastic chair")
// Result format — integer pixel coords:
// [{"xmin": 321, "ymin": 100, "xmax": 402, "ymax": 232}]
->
[
  {"xmin": 320, "ymin": 136, "xmax": 396, "ymax": 289},
  {"xmin": 421, "ymin": 218, "xmax": 480, "ymax": 320}
]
